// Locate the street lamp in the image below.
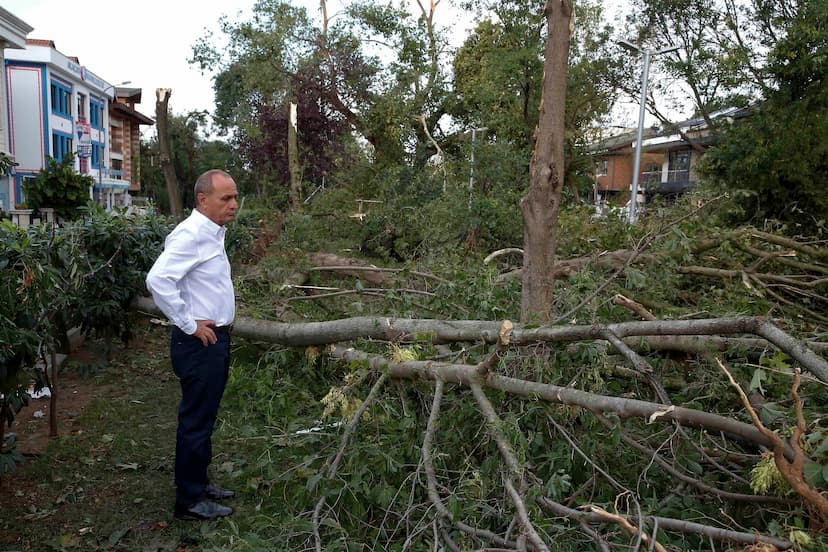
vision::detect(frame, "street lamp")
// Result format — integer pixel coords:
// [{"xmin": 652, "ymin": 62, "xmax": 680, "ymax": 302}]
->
[
  {"xmin": 619, "ymin": 41, "xmax": 679, "ymax": 223},
  {"xmin": 468, "ymin": 127, "xmax": 487, "ymax": 210},
  {"xmin": 102, "ymin": 80, "xmax": 131, "ymax": 97}
]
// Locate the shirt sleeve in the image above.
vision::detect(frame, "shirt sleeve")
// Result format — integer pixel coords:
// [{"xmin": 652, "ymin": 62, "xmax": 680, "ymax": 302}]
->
[{"xmin": 146, "ymin": 228, "xmax": 201, "ymax": 335}]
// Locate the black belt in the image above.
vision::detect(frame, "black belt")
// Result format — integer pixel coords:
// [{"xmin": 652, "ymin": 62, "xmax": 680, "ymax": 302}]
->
[{"xmin": 213, "ymin": 324, "xmax": 234, "ymax": 334}]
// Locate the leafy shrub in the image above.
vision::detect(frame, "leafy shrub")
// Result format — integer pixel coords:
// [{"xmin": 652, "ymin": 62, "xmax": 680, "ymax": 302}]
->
[
  {"xmin": 0, "ymin": 209, "xmax": 171, "ymax": 476},
  {"xmin": 23, "ymin": 154, "xmax": 94, "ymax": 219}
]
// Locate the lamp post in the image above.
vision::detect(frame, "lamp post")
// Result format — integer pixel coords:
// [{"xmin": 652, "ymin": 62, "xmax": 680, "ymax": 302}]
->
[
  {"xmin": 468, "ymin": 127, "xmax": 488, "ymax": 210},
  {"xmin": 102, "ymin": 80, "xmax": 131, "ymax": 98},
  {"xmin": 619, "ymin": 41, "xmax": 679, "ymax": 224}
]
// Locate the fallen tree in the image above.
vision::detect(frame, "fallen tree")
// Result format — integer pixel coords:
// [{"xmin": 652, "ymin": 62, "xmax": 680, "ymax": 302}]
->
[
  {"xmin": 134, "ymin": 296, "xmax": 828, "ymax": 549},
  {"xmin": 133, "ymin": 297, "xmax": 828, "ymax": 385},
  {"xmin": 493, "ymin": 225, "xmax": 828, "ymax": 326}
]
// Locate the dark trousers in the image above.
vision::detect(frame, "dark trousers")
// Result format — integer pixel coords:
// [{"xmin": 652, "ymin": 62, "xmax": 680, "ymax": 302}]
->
[{"xmin": 170, "ymin": 326, "xmax": 231, "ymax": 506}]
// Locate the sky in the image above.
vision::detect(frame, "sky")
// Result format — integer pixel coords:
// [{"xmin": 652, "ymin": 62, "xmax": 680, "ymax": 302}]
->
[
  {"xmin": 0, "ymin": 0, "xmax": 308, "ymax": 136},
  {"xmin": 1, "ymin": 1, "xmax": 648, "ymax": 137},
  {"xmin": 1, "ymin": 0, "xmax": 474, "ymax": 139}
]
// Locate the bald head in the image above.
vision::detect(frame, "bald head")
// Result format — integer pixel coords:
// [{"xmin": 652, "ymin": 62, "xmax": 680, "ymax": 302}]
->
[{"xmin": 194, "ymin": 169, "xmax": 238, "ymax": 226}]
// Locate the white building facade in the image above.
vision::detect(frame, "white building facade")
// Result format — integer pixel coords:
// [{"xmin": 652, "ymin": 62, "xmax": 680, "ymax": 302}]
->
[{"xmin": 4, "ymin": 38, "xmax": 129, "ymax": 212}]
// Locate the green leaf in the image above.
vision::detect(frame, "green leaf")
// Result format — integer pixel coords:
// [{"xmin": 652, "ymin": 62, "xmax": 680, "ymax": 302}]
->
[
  {"xmin": 107, "ymin": 525, "xmax": 130, "ymax": 547},
  {"xmin": 812, "ymin": 433, "xmax": 828, "ymax": 457},
  {"xmin": 749, "ymin": 368, "xmax": 766, "ymax": 394},
  {"xmin": 320, "ymin": 517, "xmax": 341, "ymax": 530},
  {"xmin": 759, "ymin": 402, "xmax": 783, "ymax": 425},
  {"xmin": 306, "ymin": 472, "xmax": 323, "ymax": 492},
  {"xmin": 447, "ymin": 494, "xmax": 460, "ymax": 522},
  {"xmin": 685, "ymin": 459, "xmax": 704, "ymax": 475},
  {"xmin": 803, "ymin": 461, "xmax": 825, "ymax": 487}
]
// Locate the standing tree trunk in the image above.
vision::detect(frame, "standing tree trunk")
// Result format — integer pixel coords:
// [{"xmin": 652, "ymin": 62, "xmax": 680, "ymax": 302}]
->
[
  {"xmin": 520, "ymin": 0, "xmax": 574, "ymax": 323},
  {"xmin": 155, "ymin": 88, "xmax": 183, "ymax": 219},
  {"xmin": 288, "ymin": 102, "xmax": 302, "ymax": 209}
]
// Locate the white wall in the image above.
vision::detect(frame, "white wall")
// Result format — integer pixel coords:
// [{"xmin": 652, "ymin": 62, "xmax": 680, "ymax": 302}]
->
[
  {"xmin": 7, "ymin": 66, "xmax": 44, "ymax": 172},
  {"xmin": 0, "ymin": 7, "xmax": 32, "ymax": 210}
]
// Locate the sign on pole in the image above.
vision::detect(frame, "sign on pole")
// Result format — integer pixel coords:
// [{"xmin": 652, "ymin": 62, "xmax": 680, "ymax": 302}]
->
[{"xmin": 75, "ymin": 119, "xmax": 92, "ymax": 158}]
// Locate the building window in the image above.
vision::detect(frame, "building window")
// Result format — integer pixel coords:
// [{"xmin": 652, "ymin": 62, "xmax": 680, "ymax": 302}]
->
[
  {"xmin": 77, "ymin": 93, "xmax": 86, "ymax": 119},
  {"xmin": 667, "ymin": 150, "xmax": 691, "ymax": 183},
  {"xmin": 16, "ymin": 176, "xmax": 37, "ymax": 207},
  {"xmin": 641, "ymin": 161, "xmax": 662, "ymax": 188},
  {"xmin": 50, "ymin": 81, "xmax": 72, "ymax": 117},
  {"xmin": 51, "ymin": 132, "xmax": 73, "ymax": 162},
  {"xmin": 91, "ymin": 143, "xmax": 104, "ymax": 168},
  {"xmin": 595, "ymin": 159, "xmax": 608, "ymax": 176},
  {"xmin": 110, "ymin": 158, "xmax": 123, "ymax": 179},
  {"xmin": 90, "ymin": 98, "xmax": 104, "ymax": 129}
]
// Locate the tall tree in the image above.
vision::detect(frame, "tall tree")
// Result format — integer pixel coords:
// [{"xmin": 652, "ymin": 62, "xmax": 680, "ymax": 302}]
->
[
  {"xmin": 155, "ymin": 89, "xmax": 183, "ymax": 219},
  {"xmin": 453, "ymin": 0, "xmax": 620, "ymax": 198},
  {"xmin": 520, "ymin": 0, "xmax": 574, "ymax": 322},
  {"xmin": 191, "ymin": 0, "xmax": 453, "ymax": 203},
  {"xmin": 697, "ymin": 0, "xmax": 828, "ymax": 233}
]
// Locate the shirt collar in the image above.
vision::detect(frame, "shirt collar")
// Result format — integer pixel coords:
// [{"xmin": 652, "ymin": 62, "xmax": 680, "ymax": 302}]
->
[{"xmin": 192, "ymin": 208, "xmax": 226, "ymax": 238}]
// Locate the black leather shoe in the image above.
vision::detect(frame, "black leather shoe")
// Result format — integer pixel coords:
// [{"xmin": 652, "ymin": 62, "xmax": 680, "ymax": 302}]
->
[
  {"xmin": 206, "ymin": 484, "xmax": 236, "ymax": 500},
  {"xmin": 174, "ymin": 499, "xmax": 233, "ymax": 521}
]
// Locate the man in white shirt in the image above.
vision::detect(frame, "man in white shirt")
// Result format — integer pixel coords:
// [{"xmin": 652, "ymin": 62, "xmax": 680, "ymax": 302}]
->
[{"xmin": 146, "ymin": 169, "xmax": 239, "ymax": 521}]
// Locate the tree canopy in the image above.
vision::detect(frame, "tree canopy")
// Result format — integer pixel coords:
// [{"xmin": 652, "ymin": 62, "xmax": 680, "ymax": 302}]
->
[{"xmin": 697, "ymin": 0, "xmax": 828, "ymax": 234}]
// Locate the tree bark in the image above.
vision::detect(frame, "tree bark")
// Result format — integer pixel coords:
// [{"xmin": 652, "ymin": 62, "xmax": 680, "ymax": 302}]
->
[
  {"xmin": 328, "ymin": 347, "xmax": 791, "ymax": 457},
  {"xmin": 288, "ymin": 103, "xmax": 302, "ymax": 209},
  {"xmin": 520, "ymin": 0, "xmax": 573, "ymax": 323},
  {"xmin": 132, "ymin": 295, "xmax": 828, "ymax": 383},
  {"xmin": 155, "ymin": 88, "xmax": 183, "ymax": 219}
]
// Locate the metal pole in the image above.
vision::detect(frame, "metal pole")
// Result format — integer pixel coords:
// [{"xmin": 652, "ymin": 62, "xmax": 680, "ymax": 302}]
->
[
  {"xmin": 468, "ymin": 128, "xmax": 476, "ymax": 211},
  {"xmin": 468, "ymin": 127, "xmax": 487, "ymax": 211},
  {"xmin": 628, "ymin": 50, "xmax": 651, "ymax": 224}
]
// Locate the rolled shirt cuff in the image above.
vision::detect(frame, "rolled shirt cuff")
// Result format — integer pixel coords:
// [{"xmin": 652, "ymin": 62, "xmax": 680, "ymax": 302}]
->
[{"xmin": 180, "ymin": 320, "xmax": 197, "ymax": 335}]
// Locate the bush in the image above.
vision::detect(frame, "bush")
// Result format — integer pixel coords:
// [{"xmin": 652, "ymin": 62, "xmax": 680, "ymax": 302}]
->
[
  {"xmin": 0, "ymin": 209, "xmax": 171, "ymax": 476},
  {"xmin": 23, "ymin": 154, "xmax": 94, "ymax": 220}
]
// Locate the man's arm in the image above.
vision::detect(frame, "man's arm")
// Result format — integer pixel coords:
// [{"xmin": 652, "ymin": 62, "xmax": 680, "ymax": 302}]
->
[{"xmin": 146, "ymin": 228, "xmax": 200, "ymax": 335}]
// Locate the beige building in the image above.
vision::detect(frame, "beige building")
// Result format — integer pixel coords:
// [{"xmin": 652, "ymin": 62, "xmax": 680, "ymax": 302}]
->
[{"xmin": 109, "ymin": 88, "xmax": 154, "ymax": 194}]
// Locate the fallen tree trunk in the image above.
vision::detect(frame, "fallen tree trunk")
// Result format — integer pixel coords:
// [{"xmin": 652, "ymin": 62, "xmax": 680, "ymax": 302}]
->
[
  {"xmin": 622, "ymin": 334, "xmax": 828, "ymax": 354},
  {"xmin": 132, "ymin": 296, "xmax": 828, "ymax": 384},
  {"xmin": 496, "ymin": 248, "xmax": 651, "ymax": 283},
  {"xmin": 327, "ymin": 347, "xmax": 790, "ymax": 456},
  {"xmin": 306, "ymin": 252, "xmax": 392, "ymax": 285},
  {"xmin": 131, "ymin": 297, "xmax": 817, "ymax": 548},
  {"xmin": 304, "ymin": 253, "xmax": 449, "ymax": 286}
]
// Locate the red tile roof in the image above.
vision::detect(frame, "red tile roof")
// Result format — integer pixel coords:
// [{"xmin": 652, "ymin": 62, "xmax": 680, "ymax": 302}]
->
[{"xmin": 25, "ymin": 38, "xmax": 56, "ymax": 48}]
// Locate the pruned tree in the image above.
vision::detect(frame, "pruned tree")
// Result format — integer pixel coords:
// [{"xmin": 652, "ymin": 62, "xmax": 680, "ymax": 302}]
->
[
  {"xmin": 154, "ymin": 88, "xmax": 183, "ymax": 219},
  {"xmin": 520, "ymin": 0, "xmax": 574, "ymax": 322}
]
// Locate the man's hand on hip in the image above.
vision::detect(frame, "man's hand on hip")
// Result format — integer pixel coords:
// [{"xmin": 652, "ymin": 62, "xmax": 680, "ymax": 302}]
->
[{"xmin": 192, "ymin": 320, "xmax": 218, "ymax": 346}]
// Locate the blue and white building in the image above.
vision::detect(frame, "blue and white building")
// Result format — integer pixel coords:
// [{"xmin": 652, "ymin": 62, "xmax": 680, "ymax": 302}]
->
[{"xmin": 4, "ymin": 37, "xmax": 126, "ymax": 211}]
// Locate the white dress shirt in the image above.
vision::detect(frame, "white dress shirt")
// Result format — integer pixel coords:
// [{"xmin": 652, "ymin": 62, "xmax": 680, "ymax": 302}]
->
[{"xmin": 146, "ymin": 209, "xmax": 235, "ymax": 335}]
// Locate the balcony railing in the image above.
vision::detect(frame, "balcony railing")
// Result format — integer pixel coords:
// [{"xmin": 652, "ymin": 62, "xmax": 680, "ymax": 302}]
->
[{"xmin": 645, "ymin": 180, "xmax": 695, "ymax": 196}]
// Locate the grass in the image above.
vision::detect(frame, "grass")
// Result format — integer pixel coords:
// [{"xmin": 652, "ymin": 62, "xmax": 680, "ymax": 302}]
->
[
  {"xmin": 0, "ymin": 319, "xmax": 382, "ymax": 551},
  {"xmin": 3, "ymin": 314, "xmax": 825, "ymax": 551},
  {"xmin": 0, "ymin": 321, "xmax": 244, "ymax": 551}
]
